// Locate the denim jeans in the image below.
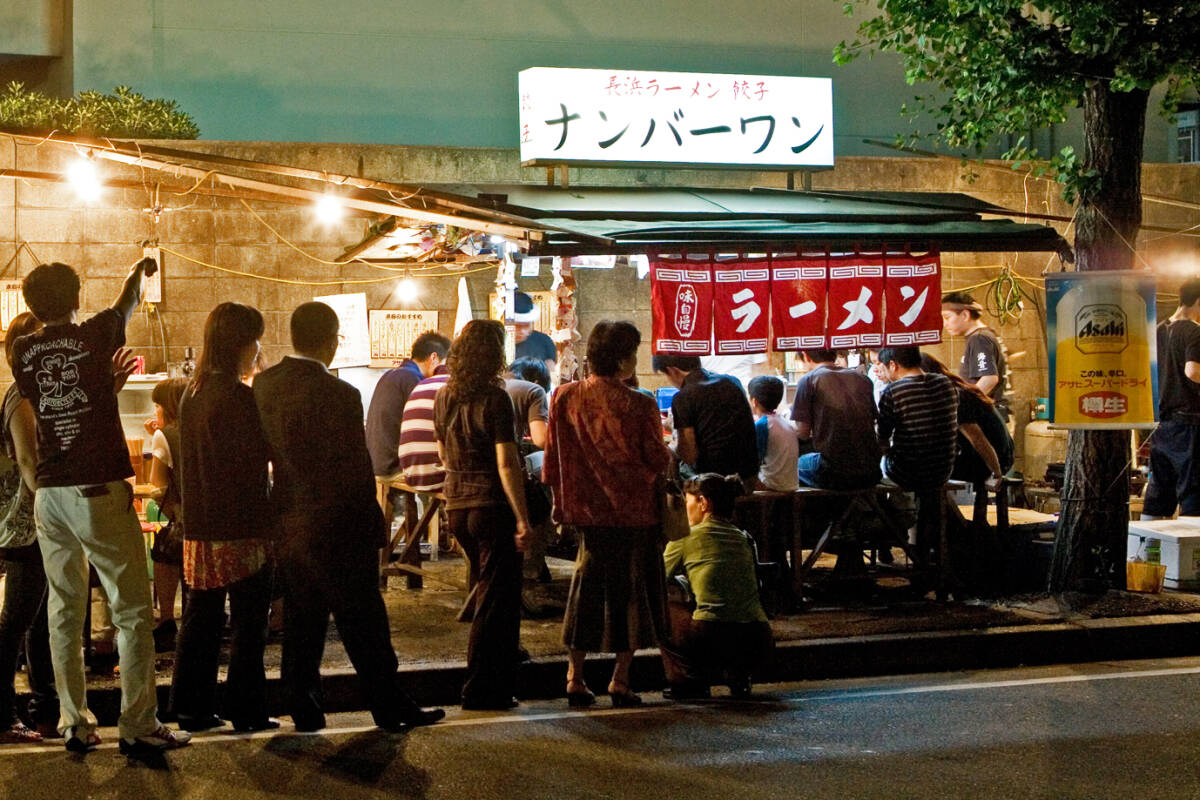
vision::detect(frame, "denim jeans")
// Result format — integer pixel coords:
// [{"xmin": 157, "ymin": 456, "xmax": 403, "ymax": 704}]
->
[{"xmin": 797, "ymin": 452, "xmax": 825, "ymax": 488}]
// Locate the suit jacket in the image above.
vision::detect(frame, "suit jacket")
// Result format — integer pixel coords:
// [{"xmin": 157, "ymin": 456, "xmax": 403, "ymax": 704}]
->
[{"xmin": 253, "ymin": 356, "xmax": 386, "ymax": 552}]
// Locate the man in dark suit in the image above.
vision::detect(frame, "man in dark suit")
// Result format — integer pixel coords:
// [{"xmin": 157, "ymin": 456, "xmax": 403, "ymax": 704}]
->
[{"xmin": 253, "ymin": 302, "xmax": 444, "ymax": 733}]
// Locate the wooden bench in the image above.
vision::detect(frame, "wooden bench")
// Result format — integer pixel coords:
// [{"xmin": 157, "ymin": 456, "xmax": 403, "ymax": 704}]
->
[
  {"xmin": 791, "ymin": 485, "xmax": 920, "ymax": 595},
  {"xmin": 735, "ymin": 485, "xmax": 921, "ymax": 600}
]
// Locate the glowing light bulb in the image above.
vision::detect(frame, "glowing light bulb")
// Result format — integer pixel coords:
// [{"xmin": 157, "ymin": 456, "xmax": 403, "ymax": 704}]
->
[
  {"xmin": 314, "ymin": 193, "xmax": 345, "ymax": 225},
  {"xmin": 396, "ymin": 277, "xmax": 419, "ymax": 303},
  {"xmin": 67, "ymin": 158, "xmax": 102, "ymax": 203}
]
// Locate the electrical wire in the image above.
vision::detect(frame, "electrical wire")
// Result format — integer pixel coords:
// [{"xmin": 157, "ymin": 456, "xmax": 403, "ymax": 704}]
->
[{"xmin": 158, "ymin": 245, "xmax": 495, "ymax": 286}]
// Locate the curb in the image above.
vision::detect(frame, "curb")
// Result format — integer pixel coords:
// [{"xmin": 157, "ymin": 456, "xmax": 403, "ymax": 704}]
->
[{"xmin": 66, "ymin": 613, "xmax": 1200, "ymax": 724}]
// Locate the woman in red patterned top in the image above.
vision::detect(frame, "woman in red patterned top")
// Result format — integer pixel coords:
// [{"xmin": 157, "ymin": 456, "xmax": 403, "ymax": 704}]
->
[{"xmin": 544, "ymin": 320, "xmax": 671, "ymax": 708}]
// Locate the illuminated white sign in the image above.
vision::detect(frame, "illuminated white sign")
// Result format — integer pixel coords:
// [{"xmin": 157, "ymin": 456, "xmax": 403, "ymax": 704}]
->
[{"xmin": 518, "ymin": 67, "xmax": 833, "ymax": 169}]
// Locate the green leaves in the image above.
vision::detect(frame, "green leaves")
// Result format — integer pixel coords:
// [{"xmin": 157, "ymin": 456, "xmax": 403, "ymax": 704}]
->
[
  {"xmin": 834, "ymin": 0, "xmax": 1200, "ymax": 199},
  {"xmin": 0, "ymin": 82, "xmax": 199, "ymax": 139}
]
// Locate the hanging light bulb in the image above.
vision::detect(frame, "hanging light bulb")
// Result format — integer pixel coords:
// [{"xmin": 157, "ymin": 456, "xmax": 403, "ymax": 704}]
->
[
  {"xmin": 67, "ymin": 157, "xmax": 102, "ymax": 203},
  {"xmin": 396, "ymin": 274, "xmax": 419, "ymax": 304},
  {"xmin": 314, "ymin": 193, "xmax": 345, "ymax": 225}
]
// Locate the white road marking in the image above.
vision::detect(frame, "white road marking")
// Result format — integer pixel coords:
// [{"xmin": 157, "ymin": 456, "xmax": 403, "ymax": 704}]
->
[
  {"xmin": 788, "ymin": 664, "xmax": 1200, "ymax": 703},
  {"xmin": 0, "ymin": 705, "xmax": 668, "ymax": 756},
  {"xmin": 3, "ymin": 663, "xmax": 1199, "ymax": 757}
]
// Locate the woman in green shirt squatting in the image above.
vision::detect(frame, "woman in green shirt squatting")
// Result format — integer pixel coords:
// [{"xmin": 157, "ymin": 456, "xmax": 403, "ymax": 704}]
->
[{"xmin": 661, "ymin": 474, "xmax": 774, "ymax": 700}]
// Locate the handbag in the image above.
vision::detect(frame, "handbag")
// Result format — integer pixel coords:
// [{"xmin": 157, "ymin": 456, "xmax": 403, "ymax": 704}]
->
[
  {"xmin": 659, "ymin": 480, "xmax": 691, "ymax": 544},
  {"xmin": 524, "ymin": 474, "xmax": 552, "ymax": 527},
  {"xmin": 0, "ymin": 451, "xmax": 35, "ymax": 550}
]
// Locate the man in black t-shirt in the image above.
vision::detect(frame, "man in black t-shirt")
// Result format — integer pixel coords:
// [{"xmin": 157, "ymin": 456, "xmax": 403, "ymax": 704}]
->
[
  {"xmin": 1144, "ymin": 278, "xmax": 1200, "ymax": 518},
  {"xmin": 941, "ymin": 291, "xmax": 1010, "ymax": 420},
  {"xmin": 12, "ymin": 260, "xmax": 190, "ymax": 756},
  {"xmin": 791, "ymin": 349, "xmax": 882, "ymax": 490},
  {"xmin": 652, "ymin": 354, "xmax": 758, "ymax": 482}
]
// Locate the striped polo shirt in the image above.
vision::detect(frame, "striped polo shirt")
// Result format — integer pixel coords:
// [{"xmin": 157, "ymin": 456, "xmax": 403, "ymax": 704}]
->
[
  {"xmin": 877, "ymin": 372, "xmax": 958, "ymax": 491},
  {"xmin": 397, "ymin": 371, "xmax": 450, "ymax": 491}
]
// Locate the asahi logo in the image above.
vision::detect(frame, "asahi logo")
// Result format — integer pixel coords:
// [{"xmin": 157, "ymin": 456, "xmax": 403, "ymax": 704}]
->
[
  {"xmin": 1074, "ymin": 304, "xmax": 1127, "ymax": 354},
  {"xmin": 675, "ymin": 284, "xmax": 698, "ymax": 336}
]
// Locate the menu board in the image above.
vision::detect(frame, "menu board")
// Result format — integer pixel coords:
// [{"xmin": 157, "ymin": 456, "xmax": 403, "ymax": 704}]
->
[
  {"xmin": 369, "ymin": 309, "xmax": 440, "ymax": 369},
  {"xmin": 0, "ymin": 282, "xmax": 26, "ymax": 331}
]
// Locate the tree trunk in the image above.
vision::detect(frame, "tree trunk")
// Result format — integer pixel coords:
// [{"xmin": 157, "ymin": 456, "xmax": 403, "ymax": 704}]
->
[{"xmin": 1047, "ymin": 82, "xmax": 1149, "ymax": 593}]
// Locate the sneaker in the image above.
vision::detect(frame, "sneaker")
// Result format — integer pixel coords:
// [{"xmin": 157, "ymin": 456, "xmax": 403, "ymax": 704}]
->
[
  {"xmin": 119, "ymin": 725, "xmax": 191, "ymax": 757},
  {"xmin": 64, "ymin": 727, "xmax": 101, "ymax": 753}
]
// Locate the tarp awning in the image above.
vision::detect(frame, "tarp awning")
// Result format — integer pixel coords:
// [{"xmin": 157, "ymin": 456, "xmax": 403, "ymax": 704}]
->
[{"xmin": 350, "ymin": 184, "xmax": 1068, "ymax": 258}]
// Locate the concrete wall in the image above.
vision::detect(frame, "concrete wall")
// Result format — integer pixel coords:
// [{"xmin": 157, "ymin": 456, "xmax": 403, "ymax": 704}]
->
[
  {"xmin": 57, "ymin": 0, "xmax": 1181, "ymax": 161},
  {"xmin": 1, "ymin": 139, "xmax": 1198, "ymax": 472}
]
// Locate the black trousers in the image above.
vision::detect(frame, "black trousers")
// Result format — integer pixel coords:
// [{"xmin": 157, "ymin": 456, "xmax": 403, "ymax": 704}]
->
[
  {"xmin": 449, "ymin": 505, "xmax": 522, "ymax": 705},
  {"xmin": 0, "ymin": 546, "xmax": 56, "ymax": 727},
  {"xmin": 660, "ymin": 600, "xmax": 774, "ymax": 690},
  {"xmin": 280, "ymin": 540, "xmax": 420, "ymax": 728},
  {"xmin": 169, "ymin": 566, "xmax": 271, "ymax": 726},
  {"xmin": 1145, "ymin": 420, "xmax": 1200, "ymax": 517}
]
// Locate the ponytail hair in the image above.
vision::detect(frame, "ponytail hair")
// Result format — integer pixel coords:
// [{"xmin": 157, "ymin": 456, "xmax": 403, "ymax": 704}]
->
[{"xmin": 681, "ymin": 473, "xmax": 745, "ymax": 519}]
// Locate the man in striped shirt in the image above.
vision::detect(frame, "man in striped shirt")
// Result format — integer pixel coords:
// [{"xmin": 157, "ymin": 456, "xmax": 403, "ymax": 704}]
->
[
  {"xmin": 398, "ymin": 365, "xmax": 450, "ymax": 491},
  {"xmin": 876, "ymin": 346, "xmax": 958, "ymax": 492}
]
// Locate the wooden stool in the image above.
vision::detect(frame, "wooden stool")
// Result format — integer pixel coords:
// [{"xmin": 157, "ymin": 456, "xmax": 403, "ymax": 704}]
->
[{"xmin": 376, "ymin": 478, "xmax": 445, "ymax": 590}]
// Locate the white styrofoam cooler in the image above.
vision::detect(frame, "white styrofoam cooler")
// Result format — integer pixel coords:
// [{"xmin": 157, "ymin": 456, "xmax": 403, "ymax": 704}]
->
[{"xmin": 1127, "ymin": 519, "xmax": 1200, "ymax": 590}]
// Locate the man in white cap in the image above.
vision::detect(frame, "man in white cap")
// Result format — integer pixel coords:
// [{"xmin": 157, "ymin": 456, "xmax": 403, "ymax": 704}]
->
[
  {"xmin": 941, "ymin": 290, "xmax": 1010, "ymax": 420},
  {"xmin": 512, "ymin": 291, "xmax": 556, "ymax": 376}
]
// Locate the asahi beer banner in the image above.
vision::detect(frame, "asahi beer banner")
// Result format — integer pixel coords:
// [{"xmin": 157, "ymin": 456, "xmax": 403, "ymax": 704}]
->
[
  {"xmin": 518, "ymin": 67, "xmax": 834, "ymax": 169},
  {"xmin": 1045, "ymin": 271, "xmax": 1158, "ymax": 429},
  {"xmin": 651, "ymin": 260, "xmax": 714, "ymax": 354},
  {"xmin": 770, "ymin": 256, "xmax": 827, "ymax": 351},
  {"xmin": 827, "ymin": 255, "xmax": 885, "ymax": 349},
  {"xmin": 884, "ymin": 255, "xmax": 942, "ymax": 346},
  {"xmin": 650, "ymin": 253, "xmax": 943, "ymax": 354},
  {"xmin": 713, "ymin": 264, "xmax": 770, "ymax": 354}
]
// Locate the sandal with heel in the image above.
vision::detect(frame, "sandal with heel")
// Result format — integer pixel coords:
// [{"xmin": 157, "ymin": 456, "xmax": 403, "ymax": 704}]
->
[
  {"xmin": 566, "ymin": 680, "xmax": 596, "ymax": 708},
  {"xmin": 608, "ymin": 681, "xmax": 642, "ymax": 708}
]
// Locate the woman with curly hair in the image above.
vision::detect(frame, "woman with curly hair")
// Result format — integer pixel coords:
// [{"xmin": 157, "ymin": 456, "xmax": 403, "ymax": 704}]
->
[{"xmin": 434, "ymin": 320, "xmax": 531, "ymax": 710}]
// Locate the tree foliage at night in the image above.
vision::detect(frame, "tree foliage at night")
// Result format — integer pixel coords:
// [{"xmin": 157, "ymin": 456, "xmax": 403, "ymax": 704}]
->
[{"xmin": 835, "ymin": 1, "xmax": 1200, "ymax": 592}]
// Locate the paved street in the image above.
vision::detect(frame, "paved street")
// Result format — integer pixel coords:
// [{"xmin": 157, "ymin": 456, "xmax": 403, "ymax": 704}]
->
[{"xmin": 4, "ymin": 657, "xmax": 1200, "ymax": 799}]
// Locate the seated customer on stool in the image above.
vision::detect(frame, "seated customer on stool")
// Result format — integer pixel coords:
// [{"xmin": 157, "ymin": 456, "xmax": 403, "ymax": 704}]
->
[{"xmin": 660, "ymin": 474, "xmax": 774, "ymax": 700}]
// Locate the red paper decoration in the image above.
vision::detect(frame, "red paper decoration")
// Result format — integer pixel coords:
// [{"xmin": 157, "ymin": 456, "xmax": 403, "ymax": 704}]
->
[
  {"xmin": 650, "ymin": 259, "xmax": 713, "ymax": 355},
  {"xmin": 713, "ymin": 262, "xmax": 770, "ymax": 354},
  {"xmin": 884, "ymin": 254, "xmax": 943, "ymax": 346},
  {"xmin": 827, "ymin": 254, "xmax": 885, "ymax": 348},
  {"xmin": 770, "ymin": 255, "xmax": 828, "ymax": 350}
]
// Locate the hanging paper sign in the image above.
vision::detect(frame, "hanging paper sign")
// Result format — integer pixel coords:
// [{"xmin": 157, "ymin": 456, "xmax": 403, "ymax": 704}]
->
[
  {"xmin": 827, "ymin": 255, "xmax": 884, "ymax": 348},
  {"xmin": 770, "ymin": 256, "xmax": 828, "ymax": 350},
  {"xmin": 1045, "ymin": 271, "xmax": 1157, "ymax": 429},
  {"xmin": 313, "ymin": 292, "xmax": 370, "ymax": 369},
  {"xmin": 713, "ymin": 263, "xmax": 769, "ymax": 354},
  {"xmin": 884, "ymin": 254, "xmax": 942, "ymax": 346},
  {"xmin": 651, "ymin": 260, "xmax": 712, "ymax": 354}
]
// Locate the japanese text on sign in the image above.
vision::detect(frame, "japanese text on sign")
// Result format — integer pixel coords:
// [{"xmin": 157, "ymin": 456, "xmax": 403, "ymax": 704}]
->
[
  {"xmin": 369, "ymin": 309, "xmax": 440, "ymax": 369},
  {"xmin": 519, "ymin": 68, "xmax": 834, "ymax": 169},
  {"xmin": 1045, "ymin": 271, "xmax": 1158, "ymax": 429}
]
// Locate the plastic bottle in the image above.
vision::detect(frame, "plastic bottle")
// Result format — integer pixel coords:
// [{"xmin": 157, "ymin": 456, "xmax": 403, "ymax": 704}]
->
[{"xmin": 1146, "ymin": 537, "xmax": 1161, "ymax": 565}]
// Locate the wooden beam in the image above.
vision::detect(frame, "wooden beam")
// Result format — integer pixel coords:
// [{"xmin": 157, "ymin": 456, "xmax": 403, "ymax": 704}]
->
[
  {"xmin": 2, "ymin": 132, "xmax": 554, "ymax": 233},
  {"xmin": 73, "ymin": 146, "xmax": 538, "ymax": 240}
]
